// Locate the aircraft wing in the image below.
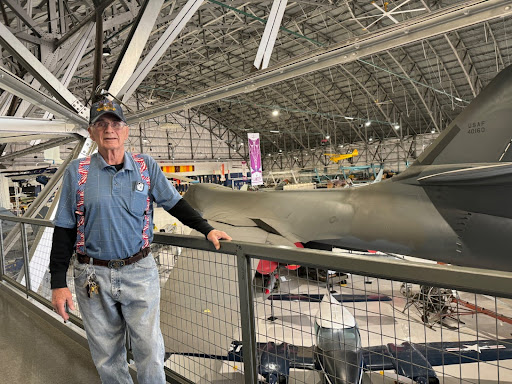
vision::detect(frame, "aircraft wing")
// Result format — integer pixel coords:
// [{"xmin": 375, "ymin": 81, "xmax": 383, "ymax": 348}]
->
[
  {"xmin": 163, "ymin": 172, "xmax": 199, "ymax": 184},
  {"xmin": 363, "ymin": 338, "xmax": 512, "ymax": 382},
  {"xmin": 168, "ymin": 337, "xmax": 512, "ymax": 383},
  {"xmin": 183, "ymin": 183, "xmax": 350, "ymax": 247},
  {"xmin": 324, "ymin": 149, "xmax": 359, "ymax": 163}
]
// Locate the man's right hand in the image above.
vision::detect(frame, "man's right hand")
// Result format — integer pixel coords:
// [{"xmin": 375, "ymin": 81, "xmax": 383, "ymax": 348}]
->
[{"xmin": 51, "ymin": 287, "xmax": 75, "ymax": 322}]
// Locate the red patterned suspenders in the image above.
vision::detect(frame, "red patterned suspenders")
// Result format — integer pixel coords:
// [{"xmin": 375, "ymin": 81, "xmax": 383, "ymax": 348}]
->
[
  {"xmin": 75, "ymin": 156, "xmax": 90, "ymax": 254},
  {"xmin": 131, "ymin": 154, "xmax": 151, "ymax": 248},
  {"xmin": 75, "ymin": 154, "xmax": 151, "ymax": 254}
]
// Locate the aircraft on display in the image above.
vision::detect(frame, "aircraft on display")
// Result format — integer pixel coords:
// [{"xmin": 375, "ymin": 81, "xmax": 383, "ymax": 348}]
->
[
  {"xmin": 323, "ymin": 149, "xmax": 359, "ymax": 163},
  {"xmin": 163, "ymin": 63, "xmax": 512, "ymax": 384},
  {"xmin": 162, "ymin": 172, "xmax": 199, "ymax": 184},
  {"xmin": 184, "ymin": 63, "xmax": 512, "ymax": 273},
  {"xmin": 343, "ymin": 167, "xmax": 384, "ymax": 188},
  {"xmin": 168, "ymin": 292, "xmax": 512, "ymax": 384}
]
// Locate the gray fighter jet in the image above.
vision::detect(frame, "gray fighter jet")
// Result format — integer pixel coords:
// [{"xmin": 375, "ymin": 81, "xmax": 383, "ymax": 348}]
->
[{"xmin": 184, "ymin": 63, "xmax": 512, "ymax": 273}]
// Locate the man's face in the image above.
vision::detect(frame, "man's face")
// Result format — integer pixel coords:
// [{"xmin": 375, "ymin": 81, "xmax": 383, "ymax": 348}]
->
[{"xmin": 88, "ymin": 114, "xmax": 129, "ymax": 152}]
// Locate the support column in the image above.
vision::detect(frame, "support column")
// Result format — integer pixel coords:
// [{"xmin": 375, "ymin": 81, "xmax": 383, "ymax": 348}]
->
[{"xmin": 0, "ymin": 174, "xmax": 11, "ymax": 210}]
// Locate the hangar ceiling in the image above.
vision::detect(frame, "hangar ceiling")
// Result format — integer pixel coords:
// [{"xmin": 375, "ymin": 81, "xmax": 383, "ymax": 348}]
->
[{"xmin": 0, "ymin": 0, "xmax": 511, "ymax": 166}]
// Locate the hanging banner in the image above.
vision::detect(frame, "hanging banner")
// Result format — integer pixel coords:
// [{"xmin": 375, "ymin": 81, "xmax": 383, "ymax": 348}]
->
[{"xmin": 248, "ymin": 133, "xmax": 263, "ymax": 185}]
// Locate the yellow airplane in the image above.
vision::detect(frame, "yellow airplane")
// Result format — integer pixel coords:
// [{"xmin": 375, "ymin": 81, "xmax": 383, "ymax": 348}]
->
[{"xmin": 324, "ymin": 149, "xmax": 358, "ymax": 163}]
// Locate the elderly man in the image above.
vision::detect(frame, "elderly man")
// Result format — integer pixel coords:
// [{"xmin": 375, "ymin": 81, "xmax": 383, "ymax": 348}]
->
[{"xmin": 50, "ymin": 98, "xmax": 231, "ymax": 384}]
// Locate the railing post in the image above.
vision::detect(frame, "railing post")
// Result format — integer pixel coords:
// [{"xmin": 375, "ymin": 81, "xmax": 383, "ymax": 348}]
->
[
  {"xmin": 21, "ymin": 223, "xmax": 31, "ymax": 295},
  {"xmin": 0, "ymin": 219, "xmax": 4, "ymax": 280},
  {"xmin": 236, "ymin": 245, "xmax": 258, "ymax": 384}
]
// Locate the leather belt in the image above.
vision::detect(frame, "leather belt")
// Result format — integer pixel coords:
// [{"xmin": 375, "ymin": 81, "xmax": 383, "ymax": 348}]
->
[{"xmin": 77, "ymin": 247, "xmax": 150, "ymax": 269}]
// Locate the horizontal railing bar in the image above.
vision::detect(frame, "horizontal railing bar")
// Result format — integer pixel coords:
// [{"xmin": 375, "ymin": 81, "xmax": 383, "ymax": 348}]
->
[
  {"xmin": 0, "ymin": 214, "xmax": 54, "ymax": 226},
  {"xmin": 154, "ymin": 233, "xmax": 512, "ymax": 299},
  {"xmin": 2, "ymin": 215, "xmax": 510, "ymax": 299}
]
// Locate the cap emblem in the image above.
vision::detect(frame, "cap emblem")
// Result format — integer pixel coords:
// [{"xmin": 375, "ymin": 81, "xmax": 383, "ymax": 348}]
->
[{"xmin": 96, "ymin": 100, "xmax": 116, "ymax": 112}]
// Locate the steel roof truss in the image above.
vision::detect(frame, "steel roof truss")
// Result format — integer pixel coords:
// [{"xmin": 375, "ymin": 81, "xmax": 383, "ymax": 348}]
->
[
  {"xmin": 1, "ymin": 0, "xmax": 43, "ymax": 37},
  {"xmin": 119, "ymin": 0, "xmax": 205, "ymax": 101},
  {"xmin": 106, "ymin": 0, "xmax": 165, "ymax": 97},
  {"xmin": 127, "ymin": 0, "xmax": 512, "ymax": 124},
  {"xmin": 0, "ymin": 22, "xmax": 89, "ymax": 119},
  {"xmin": 0, "ymin": 66, "xmax": 88, "ymax": 126}
]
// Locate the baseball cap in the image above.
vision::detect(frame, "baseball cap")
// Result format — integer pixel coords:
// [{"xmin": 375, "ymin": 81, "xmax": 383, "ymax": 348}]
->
[{"xmin": 89, "ymin": 98, "xmax": 126, "ymax": 124}]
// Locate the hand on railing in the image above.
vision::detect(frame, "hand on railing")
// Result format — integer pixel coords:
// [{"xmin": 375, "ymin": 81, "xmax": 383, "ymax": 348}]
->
[
  {"xmin": 206, "ymin": 229, "xmax": 232, "ymax": 250},
  {"xmin": 52, "ymin": 287, "xmax": 75, "ymax": 322}
]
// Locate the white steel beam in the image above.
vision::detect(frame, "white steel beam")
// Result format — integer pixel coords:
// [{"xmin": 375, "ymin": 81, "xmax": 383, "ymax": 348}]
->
[
  {"xmin": 127, "ymin": 0, "xmax": 512, "ymax": 124},
  {"xmin": 0, "ymin": 134, "xmax": 71, "ymax": 143},
  {"xmin": 254, "ymin": 0, "xmax": 288, "ymax": 70},
  {"xmin": 0, "ymin": 93, "xmax": 13, "ymax": 115},
  {"xmin": 0, "ymin": 117, "xmax": 87, "ymax": 136},
  {"xmin": 58, "ymin": 0, "xmax": 66, "ymax": 34},
  {"xmin": 58, "ymin": 23, "xmax": 95, "ymax": 90},
  {"xmin": 39, "ymin": 22, "xmax": 95, "ymax": 120},
  {"xmin": 0, "ymin": 137, "xmax": 77, "ymax": 162},
  {"xmin": 0, "ymin": 22, "xmax": 89, "ymax": 119},
  {"xmin": 0, "ymin": 66, "xmax": 89, "ymax": 126},
  {"xmin": 1, "ymin": 0, "xmax": 43, "ymax": 37},
  {"xmin": 106, "ymin": 0, "xmax": 165, "ymax": 97},
  {"xmin": 119, "ymin": 0, "xmax": 204, "ymax": 101},
  {"xmin": 14, "ymin": 26, "xmax": 92, "ymax": 118}
]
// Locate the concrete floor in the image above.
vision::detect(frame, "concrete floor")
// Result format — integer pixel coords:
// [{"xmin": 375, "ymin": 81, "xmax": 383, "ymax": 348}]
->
[{"xmin": 0, "ymin": 284, "xmax": 101, "ymax": 384}]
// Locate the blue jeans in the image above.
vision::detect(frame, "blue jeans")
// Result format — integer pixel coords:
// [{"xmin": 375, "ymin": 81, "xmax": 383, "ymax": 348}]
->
[{"xmin": 74, "ymin": 254, "xmax": 165, "ymax": 384}]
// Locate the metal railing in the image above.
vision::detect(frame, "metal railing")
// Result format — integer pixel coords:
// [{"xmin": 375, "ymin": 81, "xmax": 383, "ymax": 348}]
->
[{"xmin": 1, "ymin": 213, "xmax": 512, "ymax": 383}]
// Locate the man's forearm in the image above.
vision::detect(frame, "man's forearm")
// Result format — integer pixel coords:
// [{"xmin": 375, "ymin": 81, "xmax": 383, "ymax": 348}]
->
[
  {"xmin": 167, "ymin": 199, "xmax": 214, "ymax": 236},
  {"xmin": 49, "ymin": 226, "xmax": 76, "ymax": 289}
]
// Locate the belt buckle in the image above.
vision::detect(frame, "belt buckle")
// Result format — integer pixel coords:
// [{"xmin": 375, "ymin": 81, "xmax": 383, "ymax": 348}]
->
[{"xmin": 108, "ymin": 259, "xmax": 125, "ymax": 269}]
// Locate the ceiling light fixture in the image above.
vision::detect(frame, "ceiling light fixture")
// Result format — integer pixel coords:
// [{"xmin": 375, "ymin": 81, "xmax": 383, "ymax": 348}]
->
[
  {"xmin": 394, "ymin": 124, "xmax": 400, "ymax": 130},
  {"xmin": 431, "ymin": 129, "xmax": 436, "ymax": 133},
  {"xmin": 368, "ymin": 137, "xmax": 373, "ymax": 142},
  {"xmin": 102, "ymin": 46, "xmax": 111, "ymax": 56},
  {"xmin": 270, "ymin": 130, "xmax": 280, "ymax": 133},
  {"xmin": 365, "ymin": 121, "xmax": 371, "ymax": 127},
  {"xmin": 325, "ymin": 135, "xmax": 330, "ymax": 140},
  {"xmin": 272, "ymin": 109, "xmax": 279, "ymax": 116}
]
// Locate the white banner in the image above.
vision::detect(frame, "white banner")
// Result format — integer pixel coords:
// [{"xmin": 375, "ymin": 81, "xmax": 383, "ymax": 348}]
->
[{"xmin": 248, "ymin": 133, "xmax": 263, "ymax": 185}]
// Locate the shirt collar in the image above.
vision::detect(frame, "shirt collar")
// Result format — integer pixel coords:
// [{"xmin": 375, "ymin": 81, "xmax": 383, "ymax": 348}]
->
[{"xmin": 95, "ymin": 151, "xmax": 135, "ymax": 171}]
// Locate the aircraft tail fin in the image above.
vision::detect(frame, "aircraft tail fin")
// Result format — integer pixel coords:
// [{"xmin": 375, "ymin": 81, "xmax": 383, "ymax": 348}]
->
[
  {"xmin": 414, "ymin": 65, "xmax": 512, "ymax": 166},
  {"xmin": 373, "ymin": 168, "xmax": 384, "ymax": 183}
]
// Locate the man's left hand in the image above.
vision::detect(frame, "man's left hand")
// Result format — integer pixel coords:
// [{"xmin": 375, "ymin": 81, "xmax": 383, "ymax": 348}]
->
[{"xmin": 207, "ymin": 229, "xmax": 232, "ymax": 250}]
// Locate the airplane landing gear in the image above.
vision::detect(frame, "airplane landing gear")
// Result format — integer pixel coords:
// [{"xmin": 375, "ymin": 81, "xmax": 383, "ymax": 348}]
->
[{"xmin": 401, "ymin": 284, "xmax": 460, "ymax": 328}]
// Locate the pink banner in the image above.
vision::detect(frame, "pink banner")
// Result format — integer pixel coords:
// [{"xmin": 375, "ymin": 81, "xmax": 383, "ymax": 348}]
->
[{"xmin": 248, "ymin": 133, "xmax": 263, "ymax": 185}]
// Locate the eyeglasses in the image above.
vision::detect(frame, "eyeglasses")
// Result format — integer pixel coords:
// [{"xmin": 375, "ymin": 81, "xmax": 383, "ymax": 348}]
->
[{"xmin": 92, "ymin": 120, "xmax": 126, "ymax": 130}]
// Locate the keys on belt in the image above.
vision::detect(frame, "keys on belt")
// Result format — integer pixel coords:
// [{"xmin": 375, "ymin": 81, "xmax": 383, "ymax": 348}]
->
[{"xmin": 84, "ymin": 272, "xmax": 99, "ymax": 298}]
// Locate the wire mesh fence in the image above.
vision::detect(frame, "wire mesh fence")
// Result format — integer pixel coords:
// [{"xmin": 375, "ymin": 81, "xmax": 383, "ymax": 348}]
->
[
  {"xmin": 250, "ymin": 263, "xmax": 512, "ymax": 384},
  {"xmin": 158, "ymin": 244, "xmax": 246, "ymax": 382},
  {"xmin": 1, "ymin": 216, "xmax": 512, "ymax": 383}
]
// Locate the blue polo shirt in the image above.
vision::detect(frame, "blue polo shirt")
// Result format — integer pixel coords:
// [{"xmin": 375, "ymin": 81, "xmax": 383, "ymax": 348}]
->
[{"xmin": 53, "ymin": 152, "xmax": 181, "ymax": 260}]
